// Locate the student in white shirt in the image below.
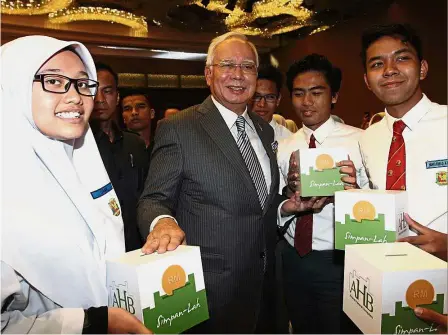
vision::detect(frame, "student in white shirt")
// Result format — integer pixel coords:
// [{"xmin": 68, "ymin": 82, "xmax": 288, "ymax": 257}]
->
[
  {"xmin": 1, "ymin": 35, "xmax": 150, "ymax": 334},
  {"xmin": 277, "ymin": 54, "xmax": 368, "ymax": 334},
  {"xmin": 250, "ymin": 64, "xmax": 293, "ymax": 143},
  {"xmin": 360, "ymin": 24, "xmax": 447, "ymax": 237}
]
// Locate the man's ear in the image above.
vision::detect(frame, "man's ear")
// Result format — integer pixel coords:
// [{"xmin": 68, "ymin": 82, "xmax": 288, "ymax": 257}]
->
[
  {"xmin": 331, "ymin": 92, "xmax": 339, "ymax": 104},
  {"xmin": 419, "ymin": 59, "xmax": 429, "ymax": 80},
  {"xmin": 205, "ymin": 66, "xmax": 212, "ymax": 87},
  {"xmin": 276, "ymin": 93, "xmax": 282, "ymax": 107},
  {"xmin": 150, "ymin": 108, "xmax": 155, "ymax": 119},
  {"xmin": 364, "ymin": 73, "xmax": 372, "ymax": 91},
  {"xmin": 116, "ymin": 92, "xmax": 120, "ymax": 106}
]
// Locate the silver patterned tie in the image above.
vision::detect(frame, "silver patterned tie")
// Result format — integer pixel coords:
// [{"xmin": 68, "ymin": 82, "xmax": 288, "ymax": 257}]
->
[{"xmin": 235, "ymin": 115, "xmax": 268, "ymax": 209}]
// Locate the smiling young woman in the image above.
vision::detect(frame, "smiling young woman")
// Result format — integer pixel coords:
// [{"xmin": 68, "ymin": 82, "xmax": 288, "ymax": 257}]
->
[{"xmin": 1, "ymin": 35, "xmax": 151, "ymax": 334}]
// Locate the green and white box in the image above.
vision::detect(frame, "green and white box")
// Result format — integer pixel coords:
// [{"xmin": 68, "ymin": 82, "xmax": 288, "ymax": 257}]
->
[
  {"xmin": 106, "ymin": 245, "xmax": 209, "ymax": 334},
  {"xmin": 297, "ymin": 148, "xmax": 347, "ymax": 196},
  {"xmin": 335, "ymin": 189, "xmax": 408, "ymax": 250},
  {"xmin": 344, "ymin": 243, "xmax": 447, "ymax": 334}
]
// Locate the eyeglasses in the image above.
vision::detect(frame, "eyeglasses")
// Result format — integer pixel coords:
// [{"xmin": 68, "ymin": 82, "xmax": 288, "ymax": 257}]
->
[
  {"xmin": 33, "ymin": 74, "xmax": 99, "ymax": 97},
  {"xmin": 209, "ymin": 62, "xmax": 258, "ymax": 74},
  {"xmin": 253, "ymin": 94, "xmax": 278, "ymax": 103}
]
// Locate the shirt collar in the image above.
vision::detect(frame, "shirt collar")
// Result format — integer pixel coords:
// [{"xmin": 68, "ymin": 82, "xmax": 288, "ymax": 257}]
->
[
  {"xmin": 384, "ymin": 94, "xmax": 430, "ymax": 132},
  {"xmin": 91, "ymin": 121, "xmax": 123, "ymax": 143},
  {"xmin": 302, "ymin": 116, "xmax": 336, "ymax": 145},
  {"xmin": 211, "ymin": 95, "xmax": 254, "ymax": 131}
]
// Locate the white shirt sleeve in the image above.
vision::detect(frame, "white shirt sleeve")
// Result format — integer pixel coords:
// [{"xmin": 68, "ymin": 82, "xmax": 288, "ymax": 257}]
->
[
  {"xmin": 1, "ymin": 262, "xmax": 84, "ymax": 334},
  {"xmin": 149, "ymin": 215, "xmax": 179, "ymax": 232}
]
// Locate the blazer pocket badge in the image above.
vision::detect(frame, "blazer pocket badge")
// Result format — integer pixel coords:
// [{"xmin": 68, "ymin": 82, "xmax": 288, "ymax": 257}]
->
[{"xmin": 271, "ymin": 141, "xmax": 278, "ymax": 154}]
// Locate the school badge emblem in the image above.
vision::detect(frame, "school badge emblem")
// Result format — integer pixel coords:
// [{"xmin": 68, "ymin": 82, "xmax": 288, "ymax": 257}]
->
[
  {"xmin": 108, "ymin": 198, "xmax": 121, "ymax": 216},
  {"xmin": 436, "ymin": 171, "xmax": 447, "ymax": 186}
]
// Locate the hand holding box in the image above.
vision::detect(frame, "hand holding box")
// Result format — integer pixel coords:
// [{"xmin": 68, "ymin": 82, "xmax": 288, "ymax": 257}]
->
[
  {"xmin": 296, "ymin": 148, "xmax": 348, "ymax": 197},
  {"xmin": 335, "ymin": 189, "xmax": 409, "ymax": 250},
  {"xmin": 107, "ymin": 245, "xmax": 209, "ymax": 334},
  {"xmin": 343, "ymin": 243, "xmax": 447, "ymax": 334}
]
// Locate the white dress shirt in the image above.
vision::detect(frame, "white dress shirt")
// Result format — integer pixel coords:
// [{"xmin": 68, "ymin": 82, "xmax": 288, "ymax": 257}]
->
[
  {"xmin": 360, "ymin": 94, "xmax": 447, "ymax": 233},
  {"xmin": 270, "ymin": 119, "xmax": 293, "ymax": 143},
  {"xmin": 150, "ymin": 97, "xmax": 272, "ymax": 231},
  {"xmin": 277, "ymin": 117, "xmax": 369, "ymax": 250}
]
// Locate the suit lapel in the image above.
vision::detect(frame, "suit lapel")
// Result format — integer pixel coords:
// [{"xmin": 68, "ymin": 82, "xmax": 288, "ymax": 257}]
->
[
  {"xmin": 198, "ymin": 97, "xmax": 260, "ymax": 203},
  {"xmin": 248, "ymin": 112, "xmax": 279, "ymax": 212}
]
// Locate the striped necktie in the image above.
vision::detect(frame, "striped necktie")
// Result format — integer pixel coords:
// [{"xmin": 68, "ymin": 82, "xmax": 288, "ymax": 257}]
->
[
  {"xmin": 236, "ymin": 115, "xmax": 268, "ymax": 209},
  {"xmin": 386, "ymin": 120, "xmax": 406, "ymax": 190}
]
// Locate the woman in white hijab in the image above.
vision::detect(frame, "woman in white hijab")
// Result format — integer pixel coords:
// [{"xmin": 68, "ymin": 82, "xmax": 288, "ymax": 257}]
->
[{"xmin": 1, "ymin": 36, "xmax": 151, "ymax": 334}]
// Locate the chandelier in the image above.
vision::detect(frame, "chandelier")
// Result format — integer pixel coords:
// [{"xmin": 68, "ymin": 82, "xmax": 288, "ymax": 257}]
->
[
  {"xmin": 1, "ymin": 0, "xmax": 148, "ymax": 33},
  {"xmin": 48, "ymin": 6, "xmax": 148, "ymax": 33},
  {"xmin": 191, "ymin": 0, "xmax": 314, "ymax": 37},
  {"xmin": 0, "ymin": 0, "xmax": 72, "ymax": 15}
]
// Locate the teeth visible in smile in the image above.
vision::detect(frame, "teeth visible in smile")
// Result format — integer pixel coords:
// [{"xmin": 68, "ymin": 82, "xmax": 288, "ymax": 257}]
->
[
  {"xmin": 229, "ymin": 86, "xmax": 244, "ymax": 91},
  {"xmin": 56, "ymin": 111, "xmax": 81, "ymax": 119}
]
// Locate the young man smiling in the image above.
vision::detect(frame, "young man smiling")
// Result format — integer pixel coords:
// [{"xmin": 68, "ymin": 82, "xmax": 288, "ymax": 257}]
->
[
  {"xmin": 277, "ymin": 54, "xmax": 368, "ymax": 334},
  {"xmin": 359, "ymin": 24, "xmax": 447, "ymax": 236}
]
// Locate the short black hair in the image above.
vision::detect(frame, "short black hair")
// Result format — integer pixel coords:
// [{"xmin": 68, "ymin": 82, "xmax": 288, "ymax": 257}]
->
[
  {"xmin": 120, "ymin": 89, "xmax": 152, "ymax": 109},
  {"xmin": 286, "ymin": 53, "xmax": 342, "ymax": 97},
  {"xmin": 257, "ymin": 64, "xmax": 283, "ymax": 94},
  {"xmin": 95, "ymin": 62, "xmax": 118, "ymax": 87},
  {"xmin": 361, "ymin": 23, "xmax": 423, "ymax": 70}
]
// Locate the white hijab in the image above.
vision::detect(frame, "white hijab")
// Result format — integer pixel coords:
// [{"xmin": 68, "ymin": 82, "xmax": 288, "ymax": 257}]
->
[{"xmin": 1, "ymin": 36, "xmax": 125, "ymax": 308}]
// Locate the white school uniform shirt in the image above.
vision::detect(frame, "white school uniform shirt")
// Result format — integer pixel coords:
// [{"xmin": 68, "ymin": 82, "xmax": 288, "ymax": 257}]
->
[
  {"xmin": 270, "ymin": 119, "xmax": 293, "ymax": 143},
  {"xmin": 359, "ymin": 94, "xmax": 447, "ymax": 233},
  {"xmin": 277, "ymin": 117, "xmax": 369, "ymax": 250},
  {"xmin": 150, "ymin": 96, "xmax": 272, "ymax": 230}
]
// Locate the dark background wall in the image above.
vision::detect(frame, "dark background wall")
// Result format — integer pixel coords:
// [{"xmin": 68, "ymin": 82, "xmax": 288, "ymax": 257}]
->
[{"xmin": 272, "ymin": 0, "xmax": 447, "ymax": 127}]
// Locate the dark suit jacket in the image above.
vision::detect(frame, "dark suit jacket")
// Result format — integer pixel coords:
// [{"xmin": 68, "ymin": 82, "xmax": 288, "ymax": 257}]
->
[{"xmin": 137, "ymin": 96, "xmax": 284, "ymax": 333}]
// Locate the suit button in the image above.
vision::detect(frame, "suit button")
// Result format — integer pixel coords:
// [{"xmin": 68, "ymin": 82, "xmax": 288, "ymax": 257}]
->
[{"xmin": 259, "ymin": 251, "xmax": 266, "ymax": 259}]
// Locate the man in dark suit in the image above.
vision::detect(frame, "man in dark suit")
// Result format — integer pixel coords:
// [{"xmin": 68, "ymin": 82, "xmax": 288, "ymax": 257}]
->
[{"xmin": 137, "ymin": 32, "xmax": 285, "ymax": 333}]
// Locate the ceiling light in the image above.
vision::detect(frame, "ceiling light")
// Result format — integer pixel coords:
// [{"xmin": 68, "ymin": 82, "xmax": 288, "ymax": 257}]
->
[
  {"xmin": 0, "ymin": 0, "xmax": 72, "ymax": 15},
  {"xmin": 97, "ymin": 45, "xmax": 207, "ymax": 61},
  {"xmin": 48, "ymin": 6, "xmax": 148, "ymax": 33}
]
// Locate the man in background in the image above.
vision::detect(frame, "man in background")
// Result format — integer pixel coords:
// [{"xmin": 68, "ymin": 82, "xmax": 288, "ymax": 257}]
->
[
  {"xmin": 90, "ymin": 63, "xmax": 148, "ymax": 251},
  {"xmin": 121, "ymin": 90, "xmax": 155, "ymax": 150},
  {"xmin": 251, "ymin": 64, "xmax": 292, "ymax": 142},
  {"xmin": 163, "ymin": 107, "xmax": 180, "ymax": 119}
]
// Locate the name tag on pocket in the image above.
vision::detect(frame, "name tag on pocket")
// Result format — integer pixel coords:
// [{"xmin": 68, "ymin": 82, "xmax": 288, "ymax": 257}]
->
[
  {"xmin": 90, "ymin": 182, "xmax": 113, "ymax": 199},
  {"xmin": 426, "ymin": 159, "xmax": 448, "ymax": 169}
]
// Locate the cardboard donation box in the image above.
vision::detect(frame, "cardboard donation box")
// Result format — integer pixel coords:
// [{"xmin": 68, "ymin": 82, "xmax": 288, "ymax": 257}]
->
[
  {"xmin": 335, "ymin": 189, "xmax": 408, "ymax": 250},
  {"xmin": 106, "ymin": 245, "xmax": 209, "ymax": 334},
  {"xmin": 343, "ymin": 243, "xmax": 447, "ymax": 334},
  {"xmin": 297, "ymin": 148, "xmax": 347, "ymax": 196}
]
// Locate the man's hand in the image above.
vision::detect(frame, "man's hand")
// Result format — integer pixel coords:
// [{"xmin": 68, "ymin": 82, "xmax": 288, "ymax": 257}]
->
[
  {"xmin": 398, "ymin": 213, "xmax": 447, "ymax": 261},
  {"xmin": 414, "ymin": 307, "xmax": 447, "ymax": 334},
  {"xmin": 142, "ymin": 218, "xmax": 186, "ymax": 254},
  {"xmin": 108, "ymin": 307, "xmax": 153, "ymax": 334},
  {"xmin": 281, "ymin": 191, "xmax": 328, "ymax": 216},
  {"xmin": 336, "ymin": 156, "xmax": 359, "ymax": 190},
  {"xmin": 286, "ymin": 152, "xmax": 300, "ymax": 197}
]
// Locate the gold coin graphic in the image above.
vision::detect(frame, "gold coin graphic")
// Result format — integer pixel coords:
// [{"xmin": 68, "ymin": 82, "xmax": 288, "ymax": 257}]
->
[
  {"xmin": 406, "ymin": 279, "xmax": 435, "ymax": 309},
  {"xmin": 352, "ymin": 200, "xmax": 376, "ymax": 222},
  {"xmin": 162, "ymin": 265, "xmax": 187, "ymax": 296},
  {"xmin": 315, "ymin": 154, "xmax": 334, "ymax": 170}
]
